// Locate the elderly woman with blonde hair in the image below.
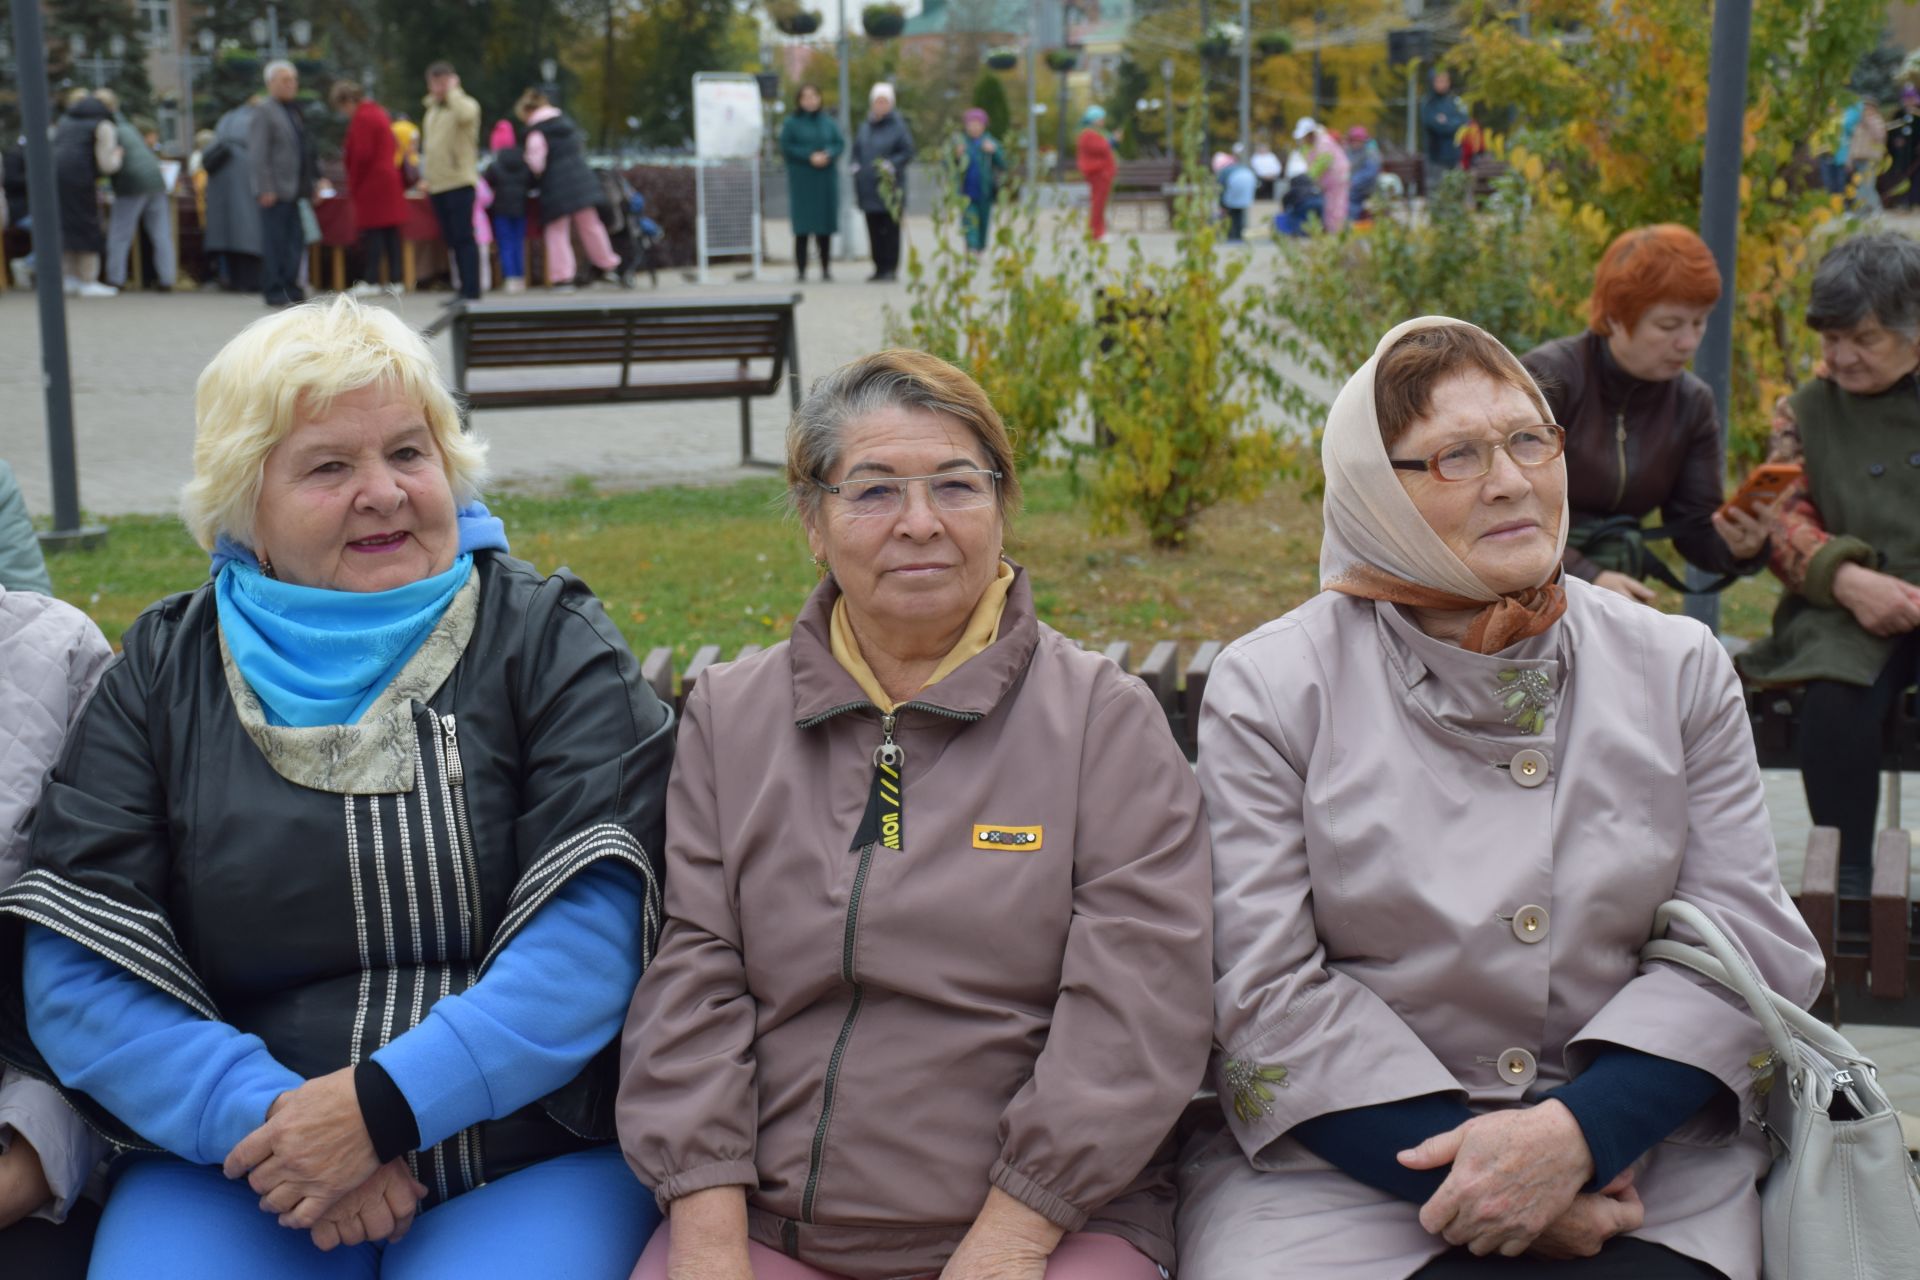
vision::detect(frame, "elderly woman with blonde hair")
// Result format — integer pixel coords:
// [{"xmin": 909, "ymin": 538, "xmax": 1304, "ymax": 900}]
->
[
  {"xmin": 1179, "ymin": 317, "xmax": 1823, "ymax": 1280},
  {"xmin": 0, "ymin": 295, "xmax": 673, "ymax": 1278}
]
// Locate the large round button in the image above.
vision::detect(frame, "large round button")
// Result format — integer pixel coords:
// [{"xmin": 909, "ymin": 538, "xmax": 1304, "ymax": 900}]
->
[
  {"xmin": 1869, "ymin": 462, "xmax": 1886, "ymax": 478},
  {"xmin": 1512, "ymin": 904, "xmax": 1550, "ymax": 944},
  {"xmin": 1908, "ymin": 451, "xmax": 1920, "ymax": 467},
  {"xmin": 1509, "ymin": 749, "xmax": 1550, "ymax": 787},
  {"xmin": 1498, "ymin": 1047, "xmax": 1538, "ymax": 1088}
]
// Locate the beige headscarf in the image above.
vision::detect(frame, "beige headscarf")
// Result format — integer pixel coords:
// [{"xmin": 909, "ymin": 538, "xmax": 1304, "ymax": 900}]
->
[{"xmin": 1320, "ymin": 316, "xmax": 1572, "ymax": 654}]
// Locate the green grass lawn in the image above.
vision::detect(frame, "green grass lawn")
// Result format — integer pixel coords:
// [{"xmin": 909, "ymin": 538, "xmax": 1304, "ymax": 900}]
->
[{"xmin": 47, "ymin": 470, "xmax": 1785, "ymax": 662}]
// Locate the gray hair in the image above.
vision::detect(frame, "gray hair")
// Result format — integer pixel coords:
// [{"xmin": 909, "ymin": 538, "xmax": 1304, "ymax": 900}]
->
[
  {"xmin": 785, "ymin": 349, "xmax": 1020, "ymax": 520},
  {"xmin": 1807, "ymin": 232, "xmax": 1920, "ymax": 338},
  {"xmin": 264, "ymin": 60, "xmax": 297, "ymax": 87}
]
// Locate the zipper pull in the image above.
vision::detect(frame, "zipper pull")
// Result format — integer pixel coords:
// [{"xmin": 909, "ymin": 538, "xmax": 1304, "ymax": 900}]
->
[
  {"xmin": 851, "ymin": 712, "xmax": 905, "ymax": 851},
  {"xmin": 873, "ymin": 712, "xmax": 905, "ymax": 769},
  {"xmin": 441, "ymin": 714, "xmax": 464, "ymax": 786},
  {"xmin": 1615, "ymin": 412, "xmax": 1627, "ymax": 442}
]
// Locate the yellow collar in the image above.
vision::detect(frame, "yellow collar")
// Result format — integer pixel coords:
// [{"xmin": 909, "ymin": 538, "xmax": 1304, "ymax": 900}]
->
[{"xmin": 829, "ymin": 561, "xmax": 1014, "ymax": 713}]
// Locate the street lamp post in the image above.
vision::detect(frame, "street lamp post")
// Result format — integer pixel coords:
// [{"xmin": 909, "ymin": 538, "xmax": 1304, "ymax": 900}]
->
[
  {"xmin": 1161, "ymin": 57, "xmax": 1174, "ymax": 158},
  {"xmin": 1025, "ymin": 0, "xmax": 1039, "ymax": 189},
  {"xmin": 9, "ymin": 0, "xmax": 106, "ymax": 551},
  {"xmin": 1237, "ymin": 0, "xmax": 1250, "ymax": 151},
  {"xmin": 835, "ymin": 0, "xmax": 856, "ymax": 254},
  {"xmin": 180, "ymin": 27, "xmax": 217, "ymax": 155}
]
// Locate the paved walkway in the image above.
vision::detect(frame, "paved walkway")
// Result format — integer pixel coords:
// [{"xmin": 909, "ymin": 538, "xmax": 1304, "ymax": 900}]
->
[{"xmin": 4, "ymin": 216, "xmax": 1918, "ymax": 1116}]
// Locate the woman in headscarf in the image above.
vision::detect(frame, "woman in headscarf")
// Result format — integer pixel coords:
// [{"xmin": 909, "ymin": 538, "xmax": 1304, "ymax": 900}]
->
[
  {"xmin": 1074, "ymin": 106, "xmax": 1115, "ymax": 241},
  {"xmin": 951, "ymin": 107, "xmax": 1008, "ymax": 254},
  {"xmin": 1178, "ymin": 317, "xmax": 1824, "ymax": 1280},
  {"xmin": 850, "ymin": 83, "xmax": 915, "ymax": 282}
]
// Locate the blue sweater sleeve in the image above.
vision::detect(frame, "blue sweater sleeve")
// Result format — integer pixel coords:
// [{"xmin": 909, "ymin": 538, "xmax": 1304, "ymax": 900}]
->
[
  {"xmin": 22, "ymin": 926, "xmax": 303, "ymax": 1165},
  {"xmin": 1291, "ymin": 1093, "xmax": 1475, "ymax": 1204},
  {"xmin": 1542, "ymin": 1047, "xmax": 1723, "ymax": 1188},
  {"xmin": 371, "ymin": 861, "xmax": 645, "ymax": 1150}
]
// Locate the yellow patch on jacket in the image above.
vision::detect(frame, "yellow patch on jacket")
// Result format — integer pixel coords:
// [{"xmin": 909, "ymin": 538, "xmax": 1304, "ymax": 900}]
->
[{"xmin": 972, "ymin": 824, "xmax": 1042, "ymax": 851}]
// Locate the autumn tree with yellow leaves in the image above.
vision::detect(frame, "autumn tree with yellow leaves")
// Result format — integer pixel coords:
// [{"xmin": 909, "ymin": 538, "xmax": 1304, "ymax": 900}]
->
[{"xmin": 1458, "ymin": 0, "xmax": 1886, "ymax": 459}]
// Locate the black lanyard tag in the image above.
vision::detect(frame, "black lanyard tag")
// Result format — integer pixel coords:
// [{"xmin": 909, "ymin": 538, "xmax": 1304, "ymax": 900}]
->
[{"xmin": 850, "ymin": 752, "xmax": 904, "ymax": 852}]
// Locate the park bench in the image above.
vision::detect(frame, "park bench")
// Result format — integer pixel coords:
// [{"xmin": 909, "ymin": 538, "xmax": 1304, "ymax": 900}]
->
[
  {"xmin": 1751, "ymin": 685, "xmax": 1920, "ymax": 1026},
  {"xmin": 1107, "ymin": 159, "xmax": 1181, "ymax": 230},
  {"xmin": 424, "ymin": 293, "xmax": 801, "ymax": 467},
  {"xmin": 640, "ymin": 636, "xmax": 1920, "ymax": 1030}
]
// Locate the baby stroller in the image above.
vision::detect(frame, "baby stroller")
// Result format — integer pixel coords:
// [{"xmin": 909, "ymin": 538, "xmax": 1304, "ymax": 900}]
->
[{"xmin": 590, "ymin": 165, "xmax": 661, "ymax": 288}]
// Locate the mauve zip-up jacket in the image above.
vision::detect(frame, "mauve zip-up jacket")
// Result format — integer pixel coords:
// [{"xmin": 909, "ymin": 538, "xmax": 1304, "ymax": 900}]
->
[{"xmin": 618, "ymin": 565, "xmax": 1213, "ymax": 1279}]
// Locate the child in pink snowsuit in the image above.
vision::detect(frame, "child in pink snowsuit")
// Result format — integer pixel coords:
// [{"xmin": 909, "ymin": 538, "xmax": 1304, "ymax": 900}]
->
[{"xmin": 521, "ymin": 100, "xmax": 620, "ymax": 286}]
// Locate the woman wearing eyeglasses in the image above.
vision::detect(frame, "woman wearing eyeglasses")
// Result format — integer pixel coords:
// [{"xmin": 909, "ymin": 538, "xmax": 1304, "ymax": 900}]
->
[
  {"xmin": 1177, "ymin": 319, "xmax": 1822, "ymax": 1280},
  {"xmin": 618, "ymin": 349, "xmax": 1213, "ymax": 1280}
]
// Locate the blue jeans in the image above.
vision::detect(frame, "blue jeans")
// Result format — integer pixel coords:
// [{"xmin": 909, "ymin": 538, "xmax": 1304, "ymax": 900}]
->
[
  {"xmin": 492, "ymin": 215, "xmax": 526, "ymax": 279},
  {"xmin": 260, "ymin": 199, "xmax": 304, "ymax": 304},
  {"xmin": 87, "ymin": 1145, "xmax": 659, "ymax": 1279}
]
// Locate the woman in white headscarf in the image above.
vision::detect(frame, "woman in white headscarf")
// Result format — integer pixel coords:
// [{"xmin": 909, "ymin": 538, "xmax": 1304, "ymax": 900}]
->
[{"xmin": 1176, "ymin": 317, "xmax": 1823, "ymax": 1280}]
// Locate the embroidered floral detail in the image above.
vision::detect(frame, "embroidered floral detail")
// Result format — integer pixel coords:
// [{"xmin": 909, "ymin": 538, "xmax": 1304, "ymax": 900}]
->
[
  {"xmin": 1750, "ymin": 1048, "xmax": 1779, "ymax": 1097},
  {"xmin": 1497, "ymin": 668, "xmax": 1554, "ymax": 735},
  {"xmin": 1223, "ymin": 1058, "xmax": 1289, "ymax": 1123}
]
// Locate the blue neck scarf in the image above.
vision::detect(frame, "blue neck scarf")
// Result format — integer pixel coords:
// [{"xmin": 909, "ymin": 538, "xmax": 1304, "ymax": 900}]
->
[{"xmin": 211, "ymin": 504, "xmax": 511, "ymax": 728}]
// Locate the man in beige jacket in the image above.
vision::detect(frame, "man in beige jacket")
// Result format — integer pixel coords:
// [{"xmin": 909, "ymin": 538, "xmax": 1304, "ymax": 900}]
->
[{"xmin": 420, "ymin": 60, "xmax": 481, "ymax": 299}]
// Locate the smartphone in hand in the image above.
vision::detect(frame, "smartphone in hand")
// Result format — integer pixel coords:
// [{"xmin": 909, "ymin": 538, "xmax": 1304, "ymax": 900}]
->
[{"xmin": 1717, "ymin": 462, "xmax": 1802, "ymax": 521}]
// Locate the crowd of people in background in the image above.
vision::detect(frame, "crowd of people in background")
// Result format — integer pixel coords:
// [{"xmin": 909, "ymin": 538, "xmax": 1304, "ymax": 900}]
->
[{"xmin": 4, "ymin": 56, "xmax": 653, "ymax": 308}]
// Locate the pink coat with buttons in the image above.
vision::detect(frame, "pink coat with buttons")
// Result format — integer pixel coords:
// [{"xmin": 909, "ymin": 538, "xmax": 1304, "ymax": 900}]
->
[{"xmin": 1178, "ymin": 576, "xmax": 1824, "ymax": 1280}]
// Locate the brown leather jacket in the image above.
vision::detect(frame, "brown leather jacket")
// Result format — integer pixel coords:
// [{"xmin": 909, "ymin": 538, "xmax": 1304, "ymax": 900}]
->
[
  {"xmin": 1521, "ymin": 330, "xmax": 1752, "ymax": 581},
  {"xmin": 618, "ymin": 566, "xmax": 1213, "ymax": 1278}
]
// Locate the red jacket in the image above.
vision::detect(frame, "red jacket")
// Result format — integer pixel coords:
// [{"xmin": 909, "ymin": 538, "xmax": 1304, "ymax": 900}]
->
[
  {"xmin": 343, "ymin": 100, "xmax": 407, "ymax": 229},
  {"xmin": 1076, "ymin": 127, "xmax": 1115, "ymax": 183}
]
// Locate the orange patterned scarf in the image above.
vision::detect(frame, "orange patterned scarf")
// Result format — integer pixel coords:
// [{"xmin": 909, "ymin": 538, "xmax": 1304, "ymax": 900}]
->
[{"xmin": 1330, "ymin": 564, "xmax": 1567, "ymax": 655}]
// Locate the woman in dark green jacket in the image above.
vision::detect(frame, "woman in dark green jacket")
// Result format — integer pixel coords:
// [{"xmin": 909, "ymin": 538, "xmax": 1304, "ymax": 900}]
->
[
  {"xmin": 780, "ymin": 84, "xmax": 844, "ymax": 282},
  {"xmin": 1740, "ymin": 232, "xmax": 1920, "ymax": 892}
]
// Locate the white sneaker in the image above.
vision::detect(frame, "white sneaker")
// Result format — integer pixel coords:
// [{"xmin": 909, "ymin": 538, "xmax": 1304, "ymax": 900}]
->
[
  {"xmin": 349, "ymin": 281, "xmax": 383, "ymax": 298},
  {"xmin": 7, "ymin": 259, "xmax": 31, "ymax": 289},
  {"xmin": 76, "ymin": 281, "xmax": 119, "ymax": 298},
  {"xmin": 504, "ymin": 277, "xmax": 526, "ymax": 295},
  {"xmin": 63, "ymin": 276, "xmax": 82, "ymax": 296}
]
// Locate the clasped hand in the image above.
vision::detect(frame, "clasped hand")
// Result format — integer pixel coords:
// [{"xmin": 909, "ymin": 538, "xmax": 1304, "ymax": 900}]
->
[
  {"xmin": 223, "ymin": 1067, "xmax": 385, "ymax": 1232},
  {"xmin": 1398, "ymin": 1101, "xmax": 1612, "ymax": 1258}
]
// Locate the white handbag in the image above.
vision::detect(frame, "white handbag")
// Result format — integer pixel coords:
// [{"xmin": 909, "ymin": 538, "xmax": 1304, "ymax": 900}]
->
[{"xmin": 1641, "ymin": 899, "xmax": 1920, "ymax": 1280}]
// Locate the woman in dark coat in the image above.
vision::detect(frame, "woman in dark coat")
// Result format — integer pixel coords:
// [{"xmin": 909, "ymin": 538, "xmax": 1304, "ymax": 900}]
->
[
  {"xmin": 203, "ymin": 101, "xmax": 263, "ymax": 291},
  {"xmin": 517, "ymin": 89, "xmax": 621, "ymax": 288},
  {"xmin": 850, "ymin": 82, "xmax": 914, "ymax": 282},
  {"xmin": 0, "ymin": 295, "xmax": 671, "ymax": 1277},
  {"xmin": 334, "ymin": 80, "xmax": 409, "ymax": 294},
  {"xmin": 1519, "ymin": 224, "xmax": 1770, "ymax": 602},
  {"xmin": 52, "ymin": 91, "xmax": 120, "ymax": 295},
  {"xmin": 779, "ymin": 83, "xmax": 844, "ymax": 282}
]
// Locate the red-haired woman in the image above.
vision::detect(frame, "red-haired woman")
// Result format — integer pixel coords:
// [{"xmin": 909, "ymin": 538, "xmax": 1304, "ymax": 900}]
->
[{"xmin": 1521, "ymin": 224, "xmax": 1771, "ymax": 602}]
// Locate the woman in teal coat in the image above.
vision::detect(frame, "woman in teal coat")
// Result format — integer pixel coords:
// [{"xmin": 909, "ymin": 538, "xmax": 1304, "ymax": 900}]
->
[
  {"xmin": 952, "ymin": 107, "xmax": 1009, "ymax": 253},
  {"xmin": 780, "ymin": 84, "xmax": 844, "ymax": 281}
]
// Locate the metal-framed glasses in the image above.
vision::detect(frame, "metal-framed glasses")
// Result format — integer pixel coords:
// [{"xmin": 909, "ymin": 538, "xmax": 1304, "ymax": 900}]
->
[
  {"xmin": 1389, "ymin": 424, "xmax": 1566, "ymax": 482},
  {"xmin": 813, "ymin": 469, "xmax": 1003, "ymax": 518}
]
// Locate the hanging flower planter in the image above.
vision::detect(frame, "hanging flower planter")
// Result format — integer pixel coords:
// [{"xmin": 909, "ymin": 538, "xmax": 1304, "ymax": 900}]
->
[
  {"xmin": 1255, "ymin": 31, "xmax": 1292, "ymax": 57},
  {"xmin": 776, "ymin": 9, "xmax": 823, "ymax": 34},
  {"xmin": 985, "ymin": 48, "xmax": 1019, "ymax": 72},
  {"xmin": 861, "ymin": 3, "xmax": 906, "ymax": 38},
  {"xmin": 1044, "ymin": 47, "xmax": 1079, "ymax": 73},
  {"xmin": 1198, "ymin": 20, "xmax": 1241, "ymax": 60}
]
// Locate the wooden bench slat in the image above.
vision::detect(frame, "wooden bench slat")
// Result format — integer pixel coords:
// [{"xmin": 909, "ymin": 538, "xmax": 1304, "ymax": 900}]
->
[
  {"xmin": 1101, "ymin": 640, "xmax": 1132, "ymax": 673},
  {"xmin": 1872, "ymin": 829, "xmax": 1913, "ymax": 999},
  {"xmin": 1181, "ymin": 641, "xmax": 1223, "ymax": 758},
  {"xmin": 641, "ymin": 647, "xmax": 675, "ymax": 706},
  {"xmin": 679, "ymin": 644, "xmax": 724, "ymax": 712}
]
